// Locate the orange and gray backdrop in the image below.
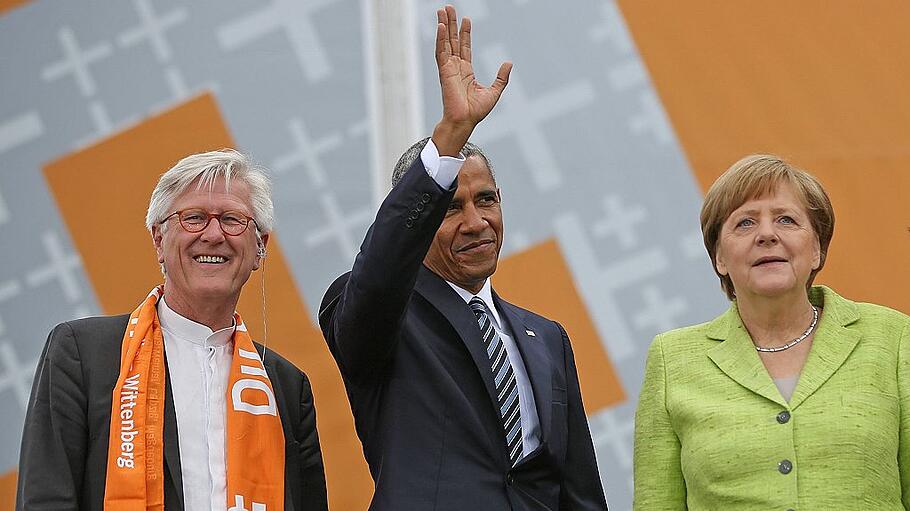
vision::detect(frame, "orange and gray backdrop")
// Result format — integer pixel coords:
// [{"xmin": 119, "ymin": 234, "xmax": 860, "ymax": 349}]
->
[{"xmin": 1, "ymin": 1, "xmax": 908, "ymax": 509}]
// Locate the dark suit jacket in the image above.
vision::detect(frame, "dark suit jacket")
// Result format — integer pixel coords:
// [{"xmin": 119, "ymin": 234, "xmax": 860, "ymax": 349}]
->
[
  {"xmin": 17, "ymin": 313, "xmax": 327, "ymax": 511},
  {"xmin": 318, "ymin": 158, "xmax": 607, "ymax": 510}
]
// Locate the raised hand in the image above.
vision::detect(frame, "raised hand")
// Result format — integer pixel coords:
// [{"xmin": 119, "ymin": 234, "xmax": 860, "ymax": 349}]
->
[{"xmin": 432, "ymin": 5, "xmax": 512, "ymax": 156}]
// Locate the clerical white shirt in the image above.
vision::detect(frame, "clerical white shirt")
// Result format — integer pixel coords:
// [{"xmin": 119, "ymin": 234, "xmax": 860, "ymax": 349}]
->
[{"xmin": 158, "ymin": 297, "xmax": 234, "ymax": 511}]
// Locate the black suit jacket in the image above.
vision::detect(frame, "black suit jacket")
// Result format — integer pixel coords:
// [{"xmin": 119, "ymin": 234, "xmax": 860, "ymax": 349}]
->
[
  {"xmin": 16, "ymin": 314, "xmax": 327, "ymax": 511},
  {"xmin": 319, "ymin": 158, "xmax": 608, "ymax": 510}
]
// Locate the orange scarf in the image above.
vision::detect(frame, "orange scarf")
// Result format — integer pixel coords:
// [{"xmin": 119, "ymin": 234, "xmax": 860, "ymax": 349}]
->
[{"xmin": 104, "ymin": 286, "xmax": 285, "ymax": 510}]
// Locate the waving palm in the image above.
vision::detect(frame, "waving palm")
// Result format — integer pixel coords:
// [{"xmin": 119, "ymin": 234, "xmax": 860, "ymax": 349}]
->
[{"xmin": 433, "ymin": 5, "xmax": 512, "ymax": 155}]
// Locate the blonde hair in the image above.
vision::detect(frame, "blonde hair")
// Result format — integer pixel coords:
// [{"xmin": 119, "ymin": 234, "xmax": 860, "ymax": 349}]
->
[{"xmin": 700, "ymin": 154, "xmax": 835, "ymax": 300}]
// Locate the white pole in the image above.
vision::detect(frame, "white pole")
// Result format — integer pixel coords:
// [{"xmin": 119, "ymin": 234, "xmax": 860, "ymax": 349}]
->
[{"xmin": 363, "ymin": 0, "xmax": 424, "ymax": 207}]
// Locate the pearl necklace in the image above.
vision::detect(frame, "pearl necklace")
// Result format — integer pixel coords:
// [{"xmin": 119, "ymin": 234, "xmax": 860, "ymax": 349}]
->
[{"xmin": 754, "ymin": 306, "xmax": 819, "ymax": 353}]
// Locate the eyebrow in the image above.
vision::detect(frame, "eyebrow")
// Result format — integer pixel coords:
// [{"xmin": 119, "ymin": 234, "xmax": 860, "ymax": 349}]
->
[{"xmin": 734, "ymin": 206, "xmax": 799, "ymax": 216}]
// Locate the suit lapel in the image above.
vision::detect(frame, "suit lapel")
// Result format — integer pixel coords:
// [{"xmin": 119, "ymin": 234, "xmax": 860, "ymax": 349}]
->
[
  {"xmin": 706, "ymin": 305, "xmax": 787, "ymax": 407},
  {"xmin": 789, "ymin": 286, "xmax": 862, "ymax": 409},
  {"xmin": 163, "ymin": 359, "xmax": 185, "ymax": 509},
  {"xmin": 413, "ymin": 266, "xmax": 503, "ymax": 427},
  {"xmin": 494, "ymin": 292, "xmax": 553, "ymax": 443}
]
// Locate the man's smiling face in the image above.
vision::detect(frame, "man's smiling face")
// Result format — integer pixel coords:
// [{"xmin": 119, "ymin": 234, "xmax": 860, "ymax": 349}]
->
[
  {"xmin": 424, "ymin": 155, "xmax": 503, "ymax": 294},
  {"xmin": 152, "ymin": 176, "xmax": 267, "ymax": 311}
]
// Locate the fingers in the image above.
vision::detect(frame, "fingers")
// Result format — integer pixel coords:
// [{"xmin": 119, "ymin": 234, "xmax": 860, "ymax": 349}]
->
[
  {"xmin": 435, "ymin": 24, "xmax": 448, "ymax": 67},
  {"xmin": 490, "ymin": 61, "xmax": 513, "ymax": 97},
  {"xmin": 446, "ymin": 5, "xmax": 460, "ymax": 58},
  {"xmin": 460, "ymin": 16, "xmax": 472, "ymax": 63}
]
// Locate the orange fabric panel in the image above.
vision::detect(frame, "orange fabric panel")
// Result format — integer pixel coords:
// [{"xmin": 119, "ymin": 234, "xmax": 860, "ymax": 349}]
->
[
  {"xmin": 494, "ymin": 239, "xmax": 625, "ymax": 413},
  {"xmin": 0, "ymin": 470, "xmax": 14, "ymax": 511},
  {"xmin": 619, "ymin": 0, "xmax": 910, "ymax": 314},
  {"xmin": 42, "ymin": 93, "xmax": 371, "ymax": 510},
  {"xmin": 0, "ymin": 0, "xmax": 30, "ymax": 16}
]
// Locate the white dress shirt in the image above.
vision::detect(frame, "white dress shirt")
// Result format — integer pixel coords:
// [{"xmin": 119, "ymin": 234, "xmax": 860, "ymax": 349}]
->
[
  {"xmin": 447, "ymin": 280, "xmax": 543, "ymax": 458},
  {"xmin": 158, "ymin": 297, "xmax": 235, "ymax": 511}
]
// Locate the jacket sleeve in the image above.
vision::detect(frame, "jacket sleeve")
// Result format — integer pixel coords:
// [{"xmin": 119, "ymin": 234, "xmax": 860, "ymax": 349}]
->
[
  {"xmin": 17, "ymin": 322, "xmax": 88, "ymax": 510},
  {"xmin": 557, "ymin": 323, "xmax": 609, "ymax": 510},
  {"xmin": 318, "ymin": 156, "xmax": 455, "ymax": 382},
  {"xmin": 633, "ymin": 334, "xmax": 686, "ymax": 510},
  {"xmin": 294, "ymin": 370, "xmax": 328, "ymax": 511},
  {"xmin": 897, "ymin": 317, "xmax": 910, "ymax": 510}
]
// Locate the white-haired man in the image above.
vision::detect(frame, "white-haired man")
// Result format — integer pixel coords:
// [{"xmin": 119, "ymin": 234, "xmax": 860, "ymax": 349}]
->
[{"xmin": 17, "ymin": 150, "xmax": 327, "ymax": 511}]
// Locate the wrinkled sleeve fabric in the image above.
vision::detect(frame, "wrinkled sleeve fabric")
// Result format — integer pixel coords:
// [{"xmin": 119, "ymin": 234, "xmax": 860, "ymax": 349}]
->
[
  {"xmin": 897, "ymin": 317, "xmax": 910, "ymax": 510},
  {"xmin": 557, "ymin": 324, "xmax": 609, "ymax": 510},
  {"xmin": 633, "ymin": 334, "xmax": 687, "ymax": 510},
  {"xmin": 17, "ymin": 322, "xmax": 88, "ymax": 510},
  {"xmin": 318, "ymin": 141, "xmax": 460, "ymax": 383}
]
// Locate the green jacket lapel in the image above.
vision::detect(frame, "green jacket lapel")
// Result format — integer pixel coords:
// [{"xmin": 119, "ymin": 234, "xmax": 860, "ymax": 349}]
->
[
  {"xmin": 789, "ymin": 286, "xmax": 862, "ymax": 409},
  {"xmin": 706, "ymin": 304, "xmax": 787, "ymax": 407}
]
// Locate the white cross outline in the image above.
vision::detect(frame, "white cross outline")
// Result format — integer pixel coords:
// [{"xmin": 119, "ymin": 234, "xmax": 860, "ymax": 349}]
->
[
  {"xmin": 347, "ymin": 118, "xmax": 369, "ymax": 139},
  {"xmin": 25, "ymin": 231, "xmax": 84, "ymax": 302},
  {"xmin": 629, "ymin": 90, "xmax": 674, "ymax": 145},
  {"xmin": 0, "ymin": 111, "xmax": 44, "ymax": 156},
  {"xmin": 632, "ymin": 284, "xmax": 688, "ymax": 334},
  {"xmin": 0, "ymin": 340, "xmax": 37, "ymax": 411},
  {"xmin": 0, "ymin": 183, "xmax": 10, "ymax": 226},
  {"xmin": 607, "ymin": 59, "xmax": 647, "ymax": 92},
  {"xmin": 272, "ymin": 117, "xmax": 341, "ymax": 188},
  {"xmin": 476, "ymin": 46, "xmax": 595, "ymax": 191},
  {"xmin": 554, "ymin": 213, "xmax": 669, "ymax": 362},
  {"xmin": 217, "ymin": 0, "xmax": 339, "ymax": 83},
  {"xmin": 228, "ymin": 494, "xmax": 266, "ymax": 511},
  {"xmin": 588, "ymin": 1, "xmax": 634, "ymax": 54},
  {"xmin": 305, "ymin": 193, "xmax": 372, "ymax": 261},
  {"xmin": 592, "ymin": 195, "xmax": 648, "ymax": 250},
  {"xmin": 680, "ymin": 229, "xmax": 705, "ymax": 260},
  {"xmin": 117, "ymin": 0, "xmax": 188, "ymax": 63},
  {"xmin": 41, "ymin": 27, "xmax": 113, "ymax": 97},
  {"xmin": 163, "ymin": 66, "xmax": 218, "ymax": 99},
  {"xmin": 0, "ymin": 280, "xmax": 21, "ymax": 303},
  {"xmin": 590, "ymin": 407, "xmax": 634, "ymax": 470}
]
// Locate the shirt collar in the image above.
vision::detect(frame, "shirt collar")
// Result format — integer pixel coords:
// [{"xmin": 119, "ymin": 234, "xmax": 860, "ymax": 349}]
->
[
  {"xmin": 446, "ymin": 278, "xmax": 503, "ymax": 330},
  {"xmin": 158, "ymin": 296, "xmax": 235, "ymax": 348}
]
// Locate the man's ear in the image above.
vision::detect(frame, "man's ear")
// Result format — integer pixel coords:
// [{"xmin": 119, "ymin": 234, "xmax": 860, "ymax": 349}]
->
[
  {"xmin": 253, "ymin": 232, "xmax": 270, "ymax": 271},
  {"xmin": 152, "ymin": 225, "xmax": 165, "ymax": 264}
]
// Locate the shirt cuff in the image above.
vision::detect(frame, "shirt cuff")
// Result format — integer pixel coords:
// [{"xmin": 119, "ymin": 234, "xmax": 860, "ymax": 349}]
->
[{"xmin": 420, "ymin": 138, "xmax": 465, "ymax": 190}]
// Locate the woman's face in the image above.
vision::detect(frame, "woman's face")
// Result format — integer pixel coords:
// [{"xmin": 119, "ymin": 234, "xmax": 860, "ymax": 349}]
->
[{"xmin": 715, "ymin": 183, "xmax": 821, "ymax": 302}]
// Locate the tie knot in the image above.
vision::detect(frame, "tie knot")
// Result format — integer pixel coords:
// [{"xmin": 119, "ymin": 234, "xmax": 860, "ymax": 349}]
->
[{"xmin": 469, "ymin": 297, "xmax": 488, "ymax": 317}]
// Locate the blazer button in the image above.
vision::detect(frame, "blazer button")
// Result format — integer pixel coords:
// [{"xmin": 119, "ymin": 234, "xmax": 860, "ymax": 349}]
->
[
  {"xmin": 416, "ymin": 202, "xmax": 426, "ymax": 211},
  {"xmin": 405, "ymin": 219, "xmax": 414, "ymax": 228},
  {"xmin": 408, "ymin": 211, "xmax": 419, "ymax": 220},
  {"xmin": 421, "ymin": 193, "xmax": 431, "ymax": 203},
  {"xmin": 776, "ymin": 410, "xmax": 791, "ymax": 424},
  {"xmin": 506, "ymin": 473, "xmax": 513, "ymax": 486},
  {"xmin": 778, "ymin": 459, "xmax": 793, "ymax": 474}
]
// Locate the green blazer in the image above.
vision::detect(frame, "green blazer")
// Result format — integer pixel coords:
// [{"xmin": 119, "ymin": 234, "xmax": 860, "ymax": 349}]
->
[{"xmin": 633, "ymin": 286, "xmax": 910, "ymax": 510}]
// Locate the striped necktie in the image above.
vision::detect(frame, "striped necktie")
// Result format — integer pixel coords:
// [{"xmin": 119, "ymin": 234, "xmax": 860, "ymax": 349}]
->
[{"xmin": 469, "ymin": 297, "xmax": 523, "ymax": 466}]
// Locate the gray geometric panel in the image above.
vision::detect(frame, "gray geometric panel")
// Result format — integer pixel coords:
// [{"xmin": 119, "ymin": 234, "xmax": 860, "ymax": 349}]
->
[{"xmin": 3, "ymin": 2, "xmax": 731, "ymax": 510}]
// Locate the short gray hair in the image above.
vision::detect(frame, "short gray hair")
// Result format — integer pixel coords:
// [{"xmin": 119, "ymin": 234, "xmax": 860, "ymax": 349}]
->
[
  {"xmin": 391, "ymin": 137, "xmax": 495, "ymax": 188},
  {"xmin": 146, "ymin": 148, "xmax": 274, "ymax": 235}
]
